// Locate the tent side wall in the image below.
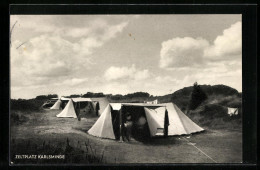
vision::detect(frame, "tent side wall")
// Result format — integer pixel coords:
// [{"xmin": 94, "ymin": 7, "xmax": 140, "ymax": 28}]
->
[
  {"xmin": 173, "ymin": 104, "xmax": 204, "ymax": 134},
  {"xmin": 164, "ymin": 103, "xmax": 204, "ymax": 135},
  {"xmin": 50, "ymin": 100, "xmax": 61, "ymax": 109},
  {"xmin": 56, "ymin": 99, "xmax": 77, "ymax": 118},
  {"xmin": 165, "ymin": 103, "xmax": 188, "ymax": 135},
  {"xmin": 88, "ymin": 105, "xmax": 115, "ymax": 139}
]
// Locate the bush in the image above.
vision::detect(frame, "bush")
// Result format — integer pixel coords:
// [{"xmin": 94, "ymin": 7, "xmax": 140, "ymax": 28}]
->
[
  {"xmin": 10, "ymin": 99, "xmax": 44, "ymax": 112},
  {"xmin": 35, "ymin": 94, "xmax": 58, "ymax": 100},
  {"xmin": 10, "ymin": 111, "xmax": 28, "ymax": 125},
  {"xmin": 82, "ymin": 92, "xmax": 105, "ymax": 98},
  {"xmin": 202, "ymin": 104, "xmax": 227, "ymax": 118}
]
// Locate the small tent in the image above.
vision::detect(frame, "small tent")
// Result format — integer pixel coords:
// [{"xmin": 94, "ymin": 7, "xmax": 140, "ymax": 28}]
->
[
  {"xmin": 88, "ymin": 103, "xmax": 204, "ymax": 140},
  {"xmin": 56, "ymin": 99, "xmax": 77, "ymax": 118},
  {"xmin": 50, "ymin": 99, "xmax": 62, "ymax": 110},
  {"xmin": 56, "ymin": 97, "xmax": 109, "ymax": 118},
  {"xmin": 227, "ymin": 107, "xmax": 238, "ymax": 116}
]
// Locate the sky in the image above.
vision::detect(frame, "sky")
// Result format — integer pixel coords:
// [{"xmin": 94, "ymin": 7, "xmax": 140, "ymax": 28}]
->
[{"xmin": 10, "ymin": 15, "xmax": 242, "ymax": 99}]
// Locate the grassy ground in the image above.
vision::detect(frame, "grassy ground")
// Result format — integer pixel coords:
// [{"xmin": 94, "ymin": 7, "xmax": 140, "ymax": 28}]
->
[{"xmin": 10, "ymin": 109, "xmax": 242, "ymax": 164}]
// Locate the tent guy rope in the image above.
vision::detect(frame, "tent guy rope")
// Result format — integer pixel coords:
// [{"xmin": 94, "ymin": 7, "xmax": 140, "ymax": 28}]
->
[{"xmin": 182, "ymin": 137, "xmax": 217, "ymax": 163}]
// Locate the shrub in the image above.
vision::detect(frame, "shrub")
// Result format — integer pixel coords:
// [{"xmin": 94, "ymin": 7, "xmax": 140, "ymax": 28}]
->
[{"xmin": 10, "ymin": 99, "xmax": 44, "ymax": 112}]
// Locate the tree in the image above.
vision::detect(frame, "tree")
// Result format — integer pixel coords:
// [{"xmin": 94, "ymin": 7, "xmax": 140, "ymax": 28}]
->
[
  {"xmin": 188, "ymin": 82, "xmax": 207, "ymax": 110},
  {"xmin": 35, "ymin": 94, "xmax": 58, "ymax": 100},
  {"xmin": 82, "ymin": 92, "xmax": 105, "ymax": 97}
]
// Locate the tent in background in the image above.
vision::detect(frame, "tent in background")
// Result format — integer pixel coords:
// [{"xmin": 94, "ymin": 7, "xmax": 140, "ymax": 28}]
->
[
  {"xmin": 56, "ymin": 97, "xmax": 109, "ymax": 118},
  {"xmin": 90, "ymin": 97, "xmax": 109, "ymax": 115},
  {"xmin": 50, "ymin": 99, "xmax": 62, "ymax": 109},
  {"xmin": 227, "ymin": 107, "xmax": 238, "ymax": 116},
  {"xmin": 56, "ymin": 99, "xmax": 77, "ymax": 118},
  {"xmin": 88, "ymin": 103, "xmax": 204, "ymax": 140}
]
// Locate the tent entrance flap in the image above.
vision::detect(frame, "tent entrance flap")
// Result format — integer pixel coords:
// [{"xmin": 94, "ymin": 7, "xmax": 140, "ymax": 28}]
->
[{"xmin": 144, "ymin": 107, "xmax": 166, "ymax": 137}]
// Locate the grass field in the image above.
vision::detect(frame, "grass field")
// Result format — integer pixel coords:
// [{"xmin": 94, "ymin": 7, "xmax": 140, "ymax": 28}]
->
[{"xmin": 10, "ymin": 109, "xmax": 242, "ymax": 164}]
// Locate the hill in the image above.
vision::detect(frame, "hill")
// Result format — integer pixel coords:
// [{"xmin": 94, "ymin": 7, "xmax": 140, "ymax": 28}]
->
[
  {"xmin": 169, "ymin": 84, "xmax": 241, "ymax": 130},
  {"xmin": 170, "ymin": 84, "xmax": 240, "ymax": 111}
]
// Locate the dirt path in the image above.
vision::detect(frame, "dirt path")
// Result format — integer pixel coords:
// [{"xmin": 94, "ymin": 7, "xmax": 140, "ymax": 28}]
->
[{"xmin": 10, "ymin": 109, "xmax": 242, "ymax": 164}]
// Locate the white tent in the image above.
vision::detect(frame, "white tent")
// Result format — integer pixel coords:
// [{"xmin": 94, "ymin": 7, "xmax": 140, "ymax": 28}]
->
[
  {"xmin": 88, "ymin": 103, "xmax": 204, "ymax": 139},
  {"xmin": 56, "ymin": 99, "xmax": 77, "ymax": 118},
  {"xmin": 227, "ymin": 107, "xmax": 238, "ymax": 116},
  {"xmin": 88, "ymin": 105, "xmax": 116, "ymax": 139},
  {"xmin": 50, "ymin": 99, "xmax": 62, "ymax": 110},
  {"xmin": 56, "ymin": 97, "xmax": 109, "ymax": 118}
]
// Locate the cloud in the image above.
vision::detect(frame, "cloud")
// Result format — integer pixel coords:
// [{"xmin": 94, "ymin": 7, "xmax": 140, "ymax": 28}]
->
[
  {"xmin": 10, "ymin": 17, "xmax": 129, "ymax": 91},
  {"xmin": 159, "ymin": 37, "xmax": 209, "ymax": 69},
  {"xmin": 204, "ymin": 21, "xmax": 241, "ymax": 60},
  {"xmin": 55, "ymin": 78, "xmax": 89, "ymax": 86},
  {"xmin": 158, "ymin": 21, "xmax": 242, "ymax": 92},
  {"xmin": 10, "ymin": 15, "xmax": 129, "ymax": 40},
  {"xmin": 155, "ymin": 76, "xmax": 179, "ymax": 83},
  {"xmin": 11, "ymin": 35, "xmax": 85, "ymax": 78},
  {"xmin": 104, "ymin": 64, "xmax": 150, "ymax": 81},
  {"xmin": 159, "ymin": 22, "xmax": 242, "ymax": 70}
]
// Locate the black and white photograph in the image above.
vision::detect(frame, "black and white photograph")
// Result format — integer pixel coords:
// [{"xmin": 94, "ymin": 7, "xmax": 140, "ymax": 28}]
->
[{"xmin": 10, "ymin": 14, "xmax": 243, "ymax": 164}]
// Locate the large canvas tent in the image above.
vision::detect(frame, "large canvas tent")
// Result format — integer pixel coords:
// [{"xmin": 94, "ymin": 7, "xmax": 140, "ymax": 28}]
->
[
  {"xmin": 56, "ymin": 97, "xmax": 109, "ymax": 118},
  {"xmin": 88, "ymin": 103, "xmax": 204, "ymax": 140}
]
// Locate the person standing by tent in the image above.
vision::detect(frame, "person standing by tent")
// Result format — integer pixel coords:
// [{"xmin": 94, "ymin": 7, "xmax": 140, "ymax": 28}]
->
[
  {"xmin": 123, "ymin": 113, "xmax": 133, "ymax": 142},
  {"xmin": 95, "ymin": 102, "xmax": 100, "ymax": 116},
  {"xmin": 164, "ymin": 109, "xmax": 169, "ymax": 137}
]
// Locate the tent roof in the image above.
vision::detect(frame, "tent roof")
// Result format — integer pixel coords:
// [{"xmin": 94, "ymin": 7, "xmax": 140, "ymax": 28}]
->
[
  {"xmin": 110, "ymin": 103, "xmax": 166, "ymax": 110},
  {"xmin": 110, "ymin": 103, "xmax": 122, "ymax": 110},
  {"xmin": 60, "ymin": 97, "xmax": 108, "ymax": 103},
  {"xmin": 71, "ymin": 98, "xmax": 92, "ymax": 102},
  {"xmin": 60, "ymin": 97, "xmax": 71, "ymax": 101},
  {"xmin": 122, "ymin": 103, "xmax": 166, "ymax": 107}
]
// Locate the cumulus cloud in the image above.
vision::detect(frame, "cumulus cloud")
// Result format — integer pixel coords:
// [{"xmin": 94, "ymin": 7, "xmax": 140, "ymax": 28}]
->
[
  {"xmin": 159, "ymin": 37, "xmax": 209, "ymax": 69},
  {"xmin": 204, "ymin": 21, "xmax": 241, "ymax": 60},
  {"xmin": 104, "ymin": 64, "xmax": 150, "ymax": 81},
  {"xmin": 10, "ymin": 16, "xmax": 129, "ymax": 91},
  {"xmin": 11, "ymin": 35, "xmax": 87, "ymax": 79},
  {"xmin": 159, "ymin": 22, "xmax": 242, "ymax": 69}
]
